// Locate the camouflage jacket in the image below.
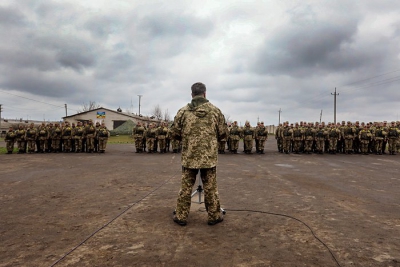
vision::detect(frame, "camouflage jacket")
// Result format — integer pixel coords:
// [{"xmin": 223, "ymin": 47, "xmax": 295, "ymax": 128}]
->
[{"xmin": 170, "ymin": 96, "xmax": 227, "ymax": 169}]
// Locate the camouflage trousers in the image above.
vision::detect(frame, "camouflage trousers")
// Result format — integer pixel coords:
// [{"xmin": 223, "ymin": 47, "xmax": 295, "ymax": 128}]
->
[
  {"xmin": 257, "ymin": 139, "xmax": 266, "ymax": 151},
  {"xmin": 86, "ymin": 134, "xmax": 95, "ymax": 151},
  {"xmin": 63, "ymin": 137, "xmax": 71, "ymax": 151},
  {"xmin": 27, "ymin": 139, "xmax": 36, "ymax": 152},
  {"xmin": 175, "ymin": 167, "xmax": 221, "ymax": 222},
  {"xmin": 146, "ymin": 138, "xmax": 155, "ymax": 152},
  {"xmin": 315, "ymin": 138, "xmax": 325, "ymax": 152},
  {"xmin": 17, "ymin": 140, "xmax": 25, "ymax": 152},
  {"xmin": 388, "ymin": 138, "xmax": 397, "ymax": 152},
  {"xmin": 344, "ymin": 138, "xmax": 353, "ymax": 152},
  {"xmin": 134, "ymin": 137, "xmax": 143, "ymax": 150},
  {"xmin": 329, "ymin": 138, "xmax": 338, "ymax": 151},
  {"xmin": 218, "ymin": 141, "xmax": 226, "ymax": 151},
  {"xmin": 375, "ymin": 138, "xmax": 383, "ymax": 153},
  {"xmin": 171, "ymin": 139, "xmax": 180, "ymax": 150},
  {"xmin": 230, "ymin": 138, "xmax": 239, "ymax": 151},
  {"xmin": 304, "ymin": 139, "xmax": 313, "ymax": 152},
  {"xmin": 52, "ymin": 139, "xmax": 61, "ymax": 151},
  {"xmin": 282, "ymin": 137, "xmax": 291, "ymax": 152},
  {"xmin": 276, "ymin": 138, "xmax": 283, "ymax": 152},
  {"xmin": 6, "ymin": 140, "xmax": 15, "ymax": 152},
  {"xmin": 360, "ymin": 140, "xmax": 370, "ymax": 153},
  {"xmin": 158, "ymin": 138, "xmax": 166, "ymax": 150},
  {"xmin": 243, "ymin": 138, "xmax": 253, "ymax": 152},
  {"xmin": 38, "ymin": 138, "xmax": 47, "ymax": 152},
  {"xmin": 293, "ymin": 138, "xmax": 302, "ymax": 152},
  {"xmin": 75, "ymin": 136, "xmax": 83, "ymax": 152},
  {"xmin": 99, "ymin": 137, "xmax": 108, "ymax": 151}
]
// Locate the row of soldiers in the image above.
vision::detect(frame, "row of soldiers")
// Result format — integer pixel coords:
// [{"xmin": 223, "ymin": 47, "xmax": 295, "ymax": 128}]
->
[
  {"xmin": 131, "ymin": 120, "xmax": 270, "ymax": 155},
  {"xmin": 275, "ymin": 120, "xmax": 400, "ymax": 155},
  {"xmin": 4, "ymin": 120, "xmax": 110, "ymax": 154},
  {"xmin": 132, "ymin": 121, "xmax": 180, "ymax": 153}
]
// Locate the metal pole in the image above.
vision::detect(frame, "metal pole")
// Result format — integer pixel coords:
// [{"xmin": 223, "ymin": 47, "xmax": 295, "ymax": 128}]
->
[
  {"xmin": 331, "ymin": 88, "xmax": 339, "ymax": 124},
  {"xmin": 138, "ymin": 95, "xmax": 142, "ymax": 115},
  {"xmin": 0, "ymin": 104, "xmax": 2, "ymax": 135},
  {"xmin": 279, "ymin": 108, "xmax": 282, "ymax": 125},
  {"xmin": 65, "ymin": 104, "xmax": 68, "ymax": 117}
]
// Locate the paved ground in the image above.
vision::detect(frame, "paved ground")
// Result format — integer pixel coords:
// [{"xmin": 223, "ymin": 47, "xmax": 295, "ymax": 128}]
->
[{"xmin": 1, "ymin": 141, "xmax": 400, "ymax": 267}]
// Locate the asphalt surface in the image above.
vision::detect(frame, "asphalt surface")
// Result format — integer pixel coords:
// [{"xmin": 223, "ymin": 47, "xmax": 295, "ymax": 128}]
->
[{"xmin": 1, "ymin": 141, "xmax": 400, "ymax": 267}]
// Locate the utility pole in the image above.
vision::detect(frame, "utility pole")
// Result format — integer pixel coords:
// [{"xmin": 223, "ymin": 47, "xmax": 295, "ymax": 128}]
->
[
  {"xmin": 331, "ymin": 88, "xmax": 339, "ymax": 124},
  {"xmin": 320, "ymin": 110, "xmax": 323, "ymax": 123},
  {"xmin": 65, "ymin": 104, "xmax": 68, "ymax": 117},
  {"xmin": 0, "ymin": 104, "xmax": 2, "ymax": 134},
  {"xmin": 278, "ymin": 108, "xmax": 282, "ymax": 125},
  {"xmin": 138, "ymin": 95, "xmax": 142, "ymax": 115}
]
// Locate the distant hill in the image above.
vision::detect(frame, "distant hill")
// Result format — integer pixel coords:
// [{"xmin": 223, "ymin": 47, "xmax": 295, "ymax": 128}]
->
[{"xmin": 110, "ymin": 120, "xmax": 135, "ymax": 136}]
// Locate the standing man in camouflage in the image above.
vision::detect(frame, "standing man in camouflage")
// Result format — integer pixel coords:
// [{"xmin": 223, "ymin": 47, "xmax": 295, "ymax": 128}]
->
[
  {"xmin": 73, "ymin": 121, "xmax": 85, "ymax": 152},
  {"xmin": 62, "ymin": 121, "xmax": 73, "ymax": 152},
  {"xmin": 98, "ymin": 123, "xmax": 109, "ymax": 153},
  {"xmin": 282, "ymin": 122, "xmax": 293, "ymax": 154},
  {"xmin": 171, "ymin": 82, "xmax": 226, "ymax": 226},
  {"xmin": 275, "ymin": 123, "xmax": 283, "ymax": 153},
  {"xmin": 85, "ymin": 119, "xmax": 97, "ymax": 153},
  {"xmin": 387, "ymin": 121, "xmax": 399, "ymax": 155},
  {"xmin": 157, "ymin": 122, "xmax": 168, "ymax": 153},
  {"xmin": 5, "ymin": 126, "xmax": 16, "ymax": 154},
  {"xmin": 145, "ymin": 123, "xmax": 157, "ymax": 153},
  {"xmin": 242, "ymin": 121, "xmax": 254, "ymax": 154},
  {"xmin": 229, "ymin": 121, "xmax": 241, "ymax": 154},
  {"xmin": 25, "ymin": 123, "xmax": 38, "ymax": 153},
  {"xmin": 37, "ymin": 122, "xmax": 49, "ymax": 153},
  {"xmin": 255, "ymin": 122, "xmax": 268, "ymax": 154},
  {"xmin": 132, "ymin": 122, "xmax": 145, "ymax": 153}
]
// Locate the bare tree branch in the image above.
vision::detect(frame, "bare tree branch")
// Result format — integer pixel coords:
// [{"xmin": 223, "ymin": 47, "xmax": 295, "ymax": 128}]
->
[
  {"xmin": 151, "ymin": 104, "xmax": 163, "ymax": 120},
  {"xmin": 78, "ymin": 101, "xmax": 101, "ymax": 113}
]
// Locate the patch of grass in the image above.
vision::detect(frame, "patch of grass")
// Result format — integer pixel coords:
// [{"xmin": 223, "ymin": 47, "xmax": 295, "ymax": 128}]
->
[
  {"xmin": 0, "ymin": 147, "xmax": 18, "ymax": 154},
  {"xmin": 108, "ymin": 135, "xmax": 134, "ymax": 144}
]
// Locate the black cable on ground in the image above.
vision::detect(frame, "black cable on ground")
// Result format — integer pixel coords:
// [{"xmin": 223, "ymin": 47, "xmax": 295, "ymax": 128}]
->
[
  {"xmin": 50, "ymin": 176, "xmax": 175, "ymax": 267},
  {"xmin": 223, "ymin": 208, "xmax": 342, "ymax": 267}
]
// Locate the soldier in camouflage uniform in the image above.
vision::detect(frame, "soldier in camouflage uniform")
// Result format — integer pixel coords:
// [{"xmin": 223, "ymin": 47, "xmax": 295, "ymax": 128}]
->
[
  {"xmin": 97, "ymin": 123, "xmax": 109, "ymax": 153},
  {"xmin": 255, "ymin": 122, "xmax": 268, "ymax": 154},
  {"xmin": 229, "ymin": 121, "xmax": 241, "ymax": 154},
  {"xmin": 359, "ymin": 125, "xmax": 372, "ymax": 155},
  {"xmin": 15, "ymin": 125, "xmax": 26, "ymax": 154},
  {"xmin": 343, "ymin": 121, "xmax": 355, "ymax": 154},
  {"xmin": 374, "ymin": 122, "xmax": 385, "ymax": 155},
  {"xmin": 171, "ymin": 82, "xmax": 226, "ymax": 226},
  {"xmin": 73, "ymin": 121, "xmax": 85, "ymax": 152},
  {"xmin": 303, "ymin": 123, "xmax": 315, "ymax": 154},
  {"xmin": 37, "ymin": 122, "xmax": 49, "ymax": 153},
  {"xmin": 62, "ymin": 121, "xmax": 73, "ymax": 152},
  {"xmin": 145, "ymin": 123, "xmax": 157, "ymax": 153},
  {"xmin": 157, "ymin": 122, "xmax": 168, "ymax": 153},
  {"xmin": 292, "ymin": 123, "xmax": 303, "ymax": 154},
  {"xmin": 282, "ymin": 122, "xmax": 293, "ymax": 154},
  {"xmin": 387, "ymin": 121, "xmax": 399, "ymax": 155},
  {"xmin": 275, "ymin": 123, "xmax": 283, "ymax": 153},
  {"xmin": 52, "ymin": 123, "xmax": 62, "ymax": 152},
  {"xmin": 25, "ymin": 123, "xmax": 38, "ymax": 153},
  {"xmin": 328, "ymin": 123, "xmax": 341, "ymax": 154},
  {"xmin": 84, "ymin": 120, "xmax": 97, "ymax": 153},
  {"xmin": 315, "ymin": 124, "xmax": 327, "ymax": 154},
  {"xmin": 218, "ymin": 123, "xmax": 229, "ymax": 154},
  {"xmin": 133, "ymin": 122, "xmax": 145, "ymax": 153},
  {"xmin": 242, "ymin": 121, "xmax": 254, "ymax": 154},
  {"xmin": 5, "ymin": 126, "xmax": 16, "ymax": 154}
]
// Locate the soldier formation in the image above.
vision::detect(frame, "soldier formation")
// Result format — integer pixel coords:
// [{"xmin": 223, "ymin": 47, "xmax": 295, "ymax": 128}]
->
[
  {"xmin": 5, "ymin": 119, "xmax": 399, "ymax": 156},
  {"xmin": 4, "ymin": 119, "xmax": 110, "ymax": 154},
  {"xmin": 275, "ymin": 120, "xmax": 400, "ymax": 155}
]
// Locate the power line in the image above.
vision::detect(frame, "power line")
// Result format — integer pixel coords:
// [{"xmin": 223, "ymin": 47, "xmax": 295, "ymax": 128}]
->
[{"xmin": 0, "ymin": 89, "xmax": 64, "ymax": 108}]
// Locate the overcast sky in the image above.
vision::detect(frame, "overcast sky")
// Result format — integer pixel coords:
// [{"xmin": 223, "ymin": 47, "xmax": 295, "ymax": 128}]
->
[{"xmin": 1, "ymin": 0, "xmax": 400, "ymax": 125}]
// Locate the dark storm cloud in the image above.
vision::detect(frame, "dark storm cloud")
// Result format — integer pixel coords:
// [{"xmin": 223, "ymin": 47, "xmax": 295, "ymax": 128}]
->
[{"xmin": 251, "ymin": 19, "xmax": 365, "ymax": 76}]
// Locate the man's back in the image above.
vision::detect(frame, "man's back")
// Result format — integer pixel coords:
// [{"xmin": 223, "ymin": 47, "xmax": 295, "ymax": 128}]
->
[{"xmin": 171, "ymin": 95, "xmax": 226, "ymax": 169}]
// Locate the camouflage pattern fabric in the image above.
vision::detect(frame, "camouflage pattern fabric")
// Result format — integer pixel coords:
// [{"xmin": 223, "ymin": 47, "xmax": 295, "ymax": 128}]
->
[{"xmin": 175, "ymin": 167, "xmax": 221, "ymax": 222}]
